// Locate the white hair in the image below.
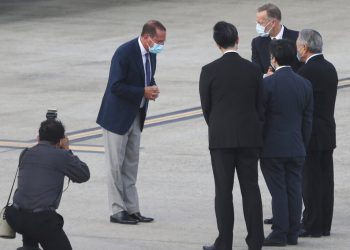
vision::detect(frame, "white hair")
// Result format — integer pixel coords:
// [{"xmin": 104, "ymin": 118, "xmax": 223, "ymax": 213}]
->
[{"xmin": 298, "ymin": 29, "xmax": 323, "ymax": 53}]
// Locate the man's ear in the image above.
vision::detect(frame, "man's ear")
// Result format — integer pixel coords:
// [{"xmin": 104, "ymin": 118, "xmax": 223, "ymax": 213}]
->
[{"xmin": 56, "ymin": 138, "xmax": 63, "ymax": 148}]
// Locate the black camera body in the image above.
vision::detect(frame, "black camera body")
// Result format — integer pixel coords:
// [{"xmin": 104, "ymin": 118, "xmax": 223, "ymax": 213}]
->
[{"xmin": 46, "ymin": 109, "xmax": 58, "ymax": 120}]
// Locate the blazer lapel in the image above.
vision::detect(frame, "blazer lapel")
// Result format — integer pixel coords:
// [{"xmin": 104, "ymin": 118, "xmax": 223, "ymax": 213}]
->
[
  {"xmin": 150, "ymin": 53, "xmax": 156, "ymax": 76},
  {"xmin": 261, "ymin": 38, "xmax": 271, "ymax": 66}
]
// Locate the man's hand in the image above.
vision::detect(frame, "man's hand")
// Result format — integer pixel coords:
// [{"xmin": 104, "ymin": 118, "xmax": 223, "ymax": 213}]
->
[
  {"xmin": 144, "ymin": 86, "xmax": 160, "ymax": 101},
  {"xmin": 59, "ymin": 137, "xmax": 70, "ymax": 150},
  {"xmin": 263, "ymin": 66, "xmax": 274, "ymax": 78}
]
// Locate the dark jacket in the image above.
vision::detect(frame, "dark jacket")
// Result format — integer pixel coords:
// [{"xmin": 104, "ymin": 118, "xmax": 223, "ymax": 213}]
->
[
  {"xmin": 261, "ymin": 67, "xmax": 313, "ymax": 158},
  {"xmin": 251, "ymin": 26, "xmax": 301, "ymax": 73},
  {"xmin": 297, "ymin": 54, "xmax": 338, "ymax": 151},
  {"xmin": 96, "ymin": 38, "xmax": 157, "ymax": 135},
  {"xmin": 13, "ymin": 141, "xmax": 90, "ymax": 210},
  {"xmin": 199, "ymin": 52, "xmax": 264, "ymax": 149}
]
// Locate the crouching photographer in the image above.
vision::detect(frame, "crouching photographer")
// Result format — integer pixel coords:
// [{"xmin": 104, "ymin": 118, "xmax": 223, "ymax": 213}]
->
[{"xmin": 6, "ymin": 112, "xmax": 90, "ymax": 250}]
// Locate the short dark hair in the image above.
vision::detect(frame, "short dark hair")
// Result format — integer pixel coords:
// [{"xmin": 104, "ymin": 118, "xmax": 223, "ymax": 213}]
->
[
  {"xmin": 141, "ymin": 20, "xmax": 166, "ymax": 37},
  {"xmin": 258, "ymin": 3, "xmax": 282, "ymax": 21},
  {"xmin": 213, "ymin": 21, "xmax": 238, "ymax": 49},
  {"xmin": 39, "ymin": 119, "xmax": 65, "ymax": 144},
  {"xmin": 269, "ymin": 39, "xmax": 296, "ymax": 66}
]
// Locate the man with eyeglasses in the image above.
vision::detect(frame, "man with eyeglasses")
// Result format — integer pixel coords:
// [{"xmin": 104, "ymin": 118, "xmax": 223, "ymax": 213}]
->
[{"xmin": 251, "ymin": 3, "xmax": 301, "ymax": 77}]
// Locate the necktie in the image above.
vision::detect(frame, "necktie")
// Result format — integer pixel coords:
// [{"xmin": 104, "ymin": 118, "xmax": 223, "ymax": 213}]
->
[{"xmin": 145, "ymin": 53, "xmax": 151, "ymax": 86}]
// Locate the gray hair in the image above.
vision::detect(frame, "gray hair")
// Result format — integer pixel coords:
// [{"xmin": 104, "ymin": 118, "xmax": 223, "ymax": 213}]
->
[
  {"xmin": 298, "ymin": 29, "xmax": 323, "ymax": 53},
  {"xmin": 258, "ymin": 3, "xmax": 282, "ymax": 21}
]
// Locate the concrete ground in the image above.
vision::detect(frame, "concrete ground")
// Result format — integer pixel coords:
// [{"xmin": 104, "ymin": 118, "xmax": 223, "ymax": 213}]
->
[{"xmin": 0, "ymin": 0, "xmax": 349, "ymax": 249}]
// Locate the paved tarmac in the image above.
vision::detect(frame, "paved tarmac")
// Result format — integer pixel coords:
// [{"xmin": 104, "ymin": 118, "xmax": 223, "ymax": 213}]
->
[{"xmin": 1, "ymin": 0, "xmax": 350, "ymax": 249}]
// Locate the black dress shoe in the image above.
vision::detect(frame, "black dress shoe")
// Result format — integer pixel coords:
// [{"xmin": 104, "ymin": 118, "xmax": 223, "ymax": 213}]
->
[
  {"xmin": 110, "ymin": 211, "xmax": 138, "ymax": 224},
  {"xmin": 262, "ymin": 237, "xmax": 286, "ymax": 247},
  {"xmin": 287, "ymin": 238, "xmax": 298, "ymax": 245},
  {"xmin": 129, "ymin": 212, "xmax": 154, "ymax": 222},
  {"xmin": 323, "ymin": 231, "xmax": 330, "ymax": 236},
  {"xmin": 17, "ymin": 247, "xmax": 42, "ymax": 250},
  {"xmin": 298, "ymin": 229, "xmax": 322, "ymax": 237},
  {"xmin": 203, "ymin": 244, "xmax": 216, "ymax": 250},
  {"xmin": 264, "ymin": 217, "xmax": 273, "ymax": 224}
]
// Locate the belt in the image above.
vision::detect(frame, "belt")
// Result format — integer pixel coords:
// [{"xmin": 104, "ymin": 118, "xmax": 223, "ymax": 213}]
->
[{"xmin": 13, "ymin": 203, "xmax": 55, "ymax": 213}]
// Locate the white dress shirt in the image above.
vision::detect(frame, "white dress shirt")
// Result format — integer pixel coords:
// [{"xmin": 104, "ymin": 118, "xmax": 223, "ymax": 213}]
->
[
  {"xmin": 223, "ymin": 50, "xmax": 237, "ymax": 54},
  {"xmin": 138, "ymin": 37, "xmax": 151, "ymax": 108},
  {"xmin": 271, "ymin": 25, "xmax": 285, "ymax": 40}
]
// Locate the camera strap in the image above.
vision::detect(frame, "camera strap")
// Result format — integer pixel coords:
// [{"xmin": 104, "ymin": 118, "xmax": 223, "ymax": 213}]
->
[{"xmin": 6, "ymin": 148, "xmax": 28, "ymax": 207}]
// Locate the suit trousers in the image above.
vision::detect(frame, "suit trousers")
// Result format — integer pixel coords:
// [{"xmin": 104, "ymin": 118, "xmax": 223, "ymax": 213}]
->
[
  {"xmin": 210, "ymin": 148, "xmax": 264, "ymax": 250},
  {"xmin": 260, "ymin": 157, "xmax": 304, "ymax": 243},
  {"xmin": 302, "ymin": 150, "xmax": 334, "ymax": 235},
  {"xmin": 6, "ymin": 205, "xmax": 71, "ymax": 250},
  {"xmin": 103, "ymin": 113, "xmax": 141, "ymax": 215}
]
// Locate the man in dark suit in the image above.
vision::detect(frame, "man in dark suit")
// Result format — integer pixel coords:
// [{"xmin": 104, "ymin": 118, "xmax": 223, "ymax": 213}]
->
[
  {"xmin": 252, "ymin": 3, "xmax": 301, "ymax": 225},
  {"xmin": 96, "ymin": 20, "xmax": 166, "ymax": 225},
  {"xmin": 260, "ymin": 39, "xmax": 313, "ymax": 246},
  {"xmin": 200, "ymin": 21, "xmax": 264, "ymax": 250},
  {"xmin": 252, "ymin": 3, "xmax": 301, "ymax": 77},
  {"xmin": 296, "ymin": 29, "xmax": 338, "ymax": 237}
]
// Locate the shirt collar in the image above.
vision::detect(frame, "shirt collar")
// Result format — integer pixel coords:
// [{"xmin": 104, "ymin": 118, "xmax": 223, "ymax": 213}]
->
[
  {"xmin": 223, "ymin": 50, "xmax": 237, "ymax": 54},
  {"xmin": 275, "ymin": 65, "xmax": 291, "ymax": 71},
  {"xmin": 306, "ymin": 53, "xmax": 323, "ymax": 63},
  {"xmin": 271, "ymin": 25, "xmax": 284, "ymax": 40},
  {"xmin": 38, "ymin": 140, "xmax": 55, "ymax": 146},
  {"xmin": 138, "ymin": 36, "xmax": 148, "ymax": 56}
]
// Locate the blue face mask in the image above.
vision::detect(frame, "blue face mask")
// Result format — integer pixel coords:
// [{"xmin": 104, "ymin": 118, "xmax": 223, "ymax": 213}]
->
[
  {"xmin": 256, "ymin": 22, "xmax": 271, "ymax": 37},
  {"xmin": 149, "ymin": 41, "xmax": 164, "ymax": 54}
]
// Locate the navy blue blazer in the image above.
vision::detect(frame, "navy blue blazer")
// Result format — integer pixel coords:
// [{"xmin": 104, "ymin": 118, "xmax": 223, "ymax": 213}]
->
[
  {"xmin": 96, "ymin": 38, "xmax": 156, "ymax": 135},
  {"xmin": 251, "ymin": 27, "xmax": 301, "ymax": 73},
  {"xmin": 261, "ymin": 67, "xmax": 313, "ymax": 158}
]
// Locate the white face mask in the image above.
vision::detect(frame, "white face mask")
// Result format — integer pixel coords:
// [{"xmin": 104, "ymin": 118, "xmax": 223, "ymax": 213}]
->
[
  {"xmin": 296, "ymin": 51, "xmax": 302, "ymax": 62},
  {"xmin": 256, "ymin": 22, "xmax": 272, "ymax": 37},
  {"xmin": 270, "ymin": 57, "xmax": 276, "ymax": 70}
]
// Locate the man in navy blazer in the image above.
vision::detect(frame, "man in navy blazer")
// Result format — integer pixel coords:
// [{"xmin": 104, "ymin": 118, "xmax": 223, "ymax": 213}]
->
[
  {"xmin": 260, "ymin": 39, "xmax": 313, "ymax": 246},
  {"xmin": 97, "ymin": 20, "xmax": 166, "ymax": 224},
  {"xmin": 296, "ymin": 29, "xmax": 338, "ymax": 238},
  {"xmin": 251, "ymin": 3, "xmax": 301, "ymax": 76}
]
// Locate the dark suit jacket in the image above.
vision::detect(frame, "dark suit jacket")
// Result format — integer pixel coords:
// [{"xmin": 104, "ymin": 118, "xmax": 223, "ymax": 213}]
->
[
  {"xmin": 96, "ymin": 38, "xmax": 156, "ymax": 135},
  {"xmin": 261, "ymin": 67, "xmax": 313, "ymax": 158},
  {"xmin": 251, "ymin": 26, "xmax": 301, "ymax": 73},
  {"xmin": 199, "ymin": 52, "xmax": 263, "ymax": 149},
  {"xmin": 298, "ymin": 54, "xmax": 338, "ymax": 151}
]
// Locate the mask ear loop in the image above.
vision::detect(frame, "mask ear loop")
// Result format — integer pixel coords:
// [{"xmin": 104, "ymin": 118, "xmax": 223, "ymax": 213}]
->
[{"xmin": 264, "ymin": 19, "xmax": 274, "ymax": 33}]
